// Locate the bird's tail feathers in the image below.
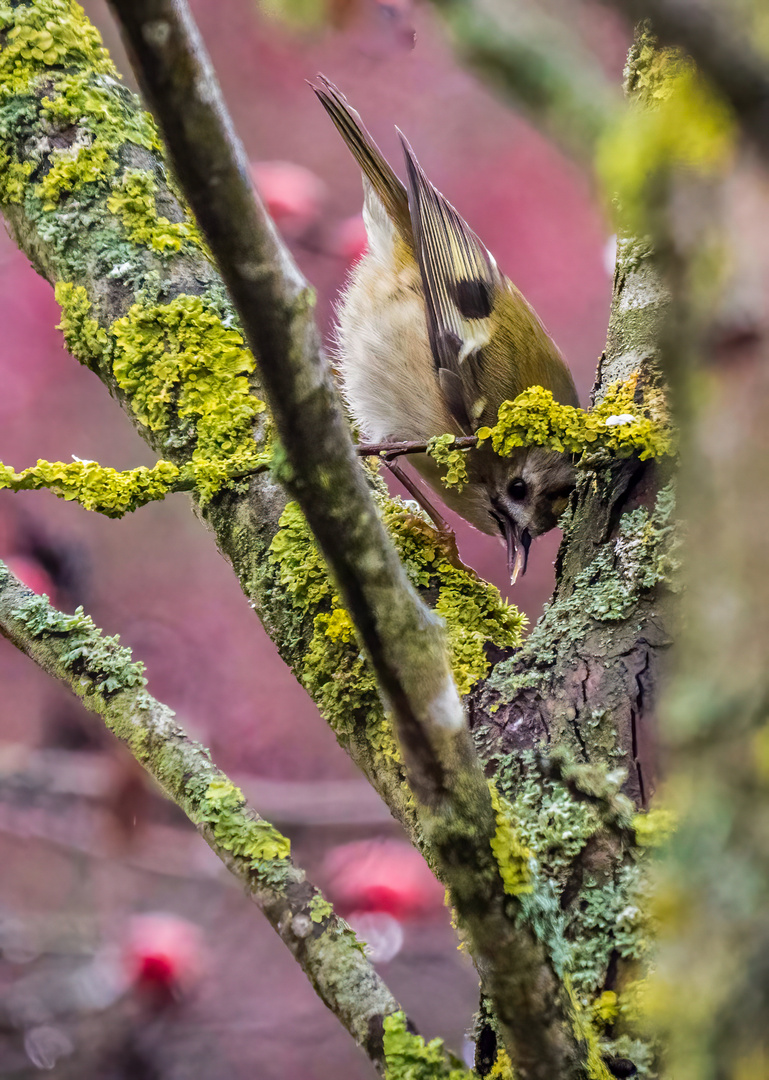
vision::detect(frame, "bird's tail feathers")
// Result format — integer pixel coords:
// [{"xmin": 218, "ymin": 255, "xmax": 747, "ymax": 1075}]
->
[{"xmin": 310, "ymin": 75, "xmax": 411, "ymax": 238}]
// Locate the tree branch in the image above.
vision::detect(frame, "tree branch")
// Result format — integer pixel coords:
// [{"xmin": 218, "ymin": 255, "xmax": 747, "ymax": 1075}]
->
[
  {"xmin": 357, "ymin": 436, "xmax": 478, "ymax": 459},
  {"xmin": 105, "ymin": 0, "xmax": 470, "ymax": 808},
  {"xmin": 0, "ymin": 559, "xmax": 404, "ymax": 1074},
  {"xmin": 0, "ymin": 0, "xmax": 526, "ymax": 857},
  {"xmin": 101, "ymin": 4, "xmax": 585, "ymax": 1074},
  {"xmin": 597, "ymin": 0, "xmax": 769, "ymax": 163},
  {"xmin": 428, "ymin": 0, "xmax": 619, "ymax": 162}
]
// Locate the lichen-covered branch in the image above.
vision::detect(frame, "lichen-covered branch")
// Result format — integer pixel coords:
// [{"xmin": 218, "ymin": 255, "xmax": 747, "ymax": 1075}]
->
[
  {"xmin": 105, "ymin": 0, "xmax": 474, "ymax": 811},
  {"xmin": 612, "ymin": 31, "xmax": 769, "ymax": 1080},
  {"xmin": 0, "ymin": 0, "xmax": 525, "ymax": 848},
  {"xmin": 0, "ymin": 558, "xmax": 404, "ymax": 1074},
  {"xmin": 101, "ymin": 3, "xmax": 598, "ymax": 1074},
  {"xmin": 597, "ymin": 0, "xmax": 769, "ymax": 165},
  {"xmin": 0, "ymin": 3, "xmax": 681, "ymax": 1076},
  {"xmin": 0, "ymin": 384, "xmax": 669, "ymax": 515},
  {"xmin": 471, "ymin": 234, "xmax": 676, "ymax": 808}
]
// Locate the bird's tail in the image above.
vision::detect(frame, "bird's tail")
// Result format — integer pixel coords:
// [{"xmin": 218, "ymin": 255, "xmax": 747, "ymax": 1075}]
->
[{"xmin": 310, "ymin": 75, "xmax": 411, "ymax": 239}]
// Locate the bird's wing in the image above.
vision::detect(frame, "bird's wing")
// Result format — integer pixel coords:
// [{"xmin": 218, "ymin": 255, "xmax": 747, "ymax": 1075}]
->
[
  {"xmin": 311, "ymin": 76, "xmax": 412, "ymax": 239},
  {"xmin": 399, "ymin": 133, "xmax": 500, "ymax": 433}
]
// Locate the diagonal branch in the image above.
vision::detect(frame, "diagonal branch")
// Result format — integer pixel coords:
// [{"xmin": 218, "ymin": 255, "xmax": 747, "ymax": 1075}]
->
[
  {"xmin": 99, "ymin": 1, "xmax": 582, "ymax": 1073},
  {"xmin": 106, "ymin": 0, "xmax": 472, "ymax": 814},
  {"xmin": 0, "ymin": 558, "xmax": 403, "ymax": 1074}
]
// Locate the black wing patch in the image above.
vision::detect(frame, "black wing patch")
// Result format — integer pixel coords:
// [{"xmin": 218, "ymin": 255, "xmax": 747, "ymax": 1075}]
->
[{"xmin": 453, "ymin": 278, "xmax": 493, "ymax": 320}]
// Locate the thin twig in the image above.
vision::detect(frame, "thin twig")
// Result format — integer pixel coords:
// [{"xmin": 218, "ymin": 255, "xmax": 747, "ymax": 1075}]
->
[
  {"xmin": 357, "ymin": 435, "xmax": 478, "ymax": 459},
  {"xmin": 597, "ymin": 0, "xmax": 769, "ymax": 163},
  {"xmin": 0, "ymin": 559, "xmax": 403, "ymax": 1074},
  {"xmin": 104, "ymin": 1, "xmax": 583, "ymax": 1073}
]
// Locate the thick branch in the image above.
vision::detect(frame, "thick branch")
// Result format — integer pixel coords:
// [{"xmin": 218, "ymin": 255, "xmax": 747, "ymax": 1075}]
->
[
  {"xmin": 0, "ymin": 560, "xmax": 402, "ymax": 1074},
  {"xmin": 107, "ymin": 0, "xmax": 472, "ymax": 813},
  {"xmin": 0, "ymin": 0, "xmax": 526, "ymax": 860}
]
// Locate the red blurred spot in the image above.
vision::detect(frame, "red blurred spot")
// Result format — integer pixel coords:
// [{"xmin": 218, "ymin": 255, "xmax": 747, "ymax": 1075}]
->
[
  {"xmin": 251, "ymin": 161, "xmax": 326, "ymax": 239},
  {"xmin": 334, "ymin": 215, "xmax": 368, "ymax": 265},
  {"xmin": 123, "ymin": 914, "xmax": 204, "ymax": 1005},
  {"xmin": 323, "ymin": 839, "xmax": 444, "ymax": 921}
]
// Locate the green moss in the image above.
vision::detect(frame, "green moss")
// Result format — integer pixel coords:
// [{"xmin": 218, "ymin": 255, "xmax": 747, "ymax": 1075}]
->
[
  {"xmin": 490, "ymin": 481, "xmax": 679, "ymax": 711},
  {"xmin": 107, "ymin": 169, "xmax": 204, "ymax": 254},
  {"xmin": 380, "ymin": 499, "xmax": 525, "ymax": 695},
  {"xmin": 0, "ymin": 0, "xmax": 209, "ymax": 277},
  {"xmin": 476, "ymin": 379, "xmax": 673, "ymax": 464},
  {"xmin": 110, "ymin": 294, "xmax": 266, "ymax": 492},
  {"xmin": 308, "ymin": 894, "xmax": 334, "ymax": 924},
  {"xmin": 569, "ymin": 863, "xmax": 650, "ymax": 993},
  {"xmin": 498, "ymin": 760, "xmax": 603, "ymax": 881},
  {"xmin": 382, "ymin": 1012, "xmax": 472, "ymax": 1080},
  {"xmin": 55, "ymin": 281, "xmax": 111, "ymax": 365},
  {"xmin": 197, "ymin": 777, "xmax": 291, "ymax": 864},
  {"xmin": 426, "ymin": 434, "xmax": 470, "ymax": 492},
  {"xmin": 9, "ymin": 585, "xmax": 145, "ymax": 696},
  {"xmin": 268, "ymin": 497, "xmax": 524, "ymax": 768},
  {"xmin": 268, "ymin": 502, "xmax": 397, "ymax": 757},
  {"xmin": 0, "ymin": 457, "xmax": 181, "ymax": 516},
  {"xmin": 54, "ymin": 286, "xmax": 270, "ymax": 505},
  {"xmin": 0, "ymin": 147, "xmax": 31, "ymax": 203},
  {"xmin": 565, "ymin": 978, "xmax": 615, "ymax": 1080},
  {"xmin": 41, "ymin": 71, "xmax": 160, "ymax": 153}
]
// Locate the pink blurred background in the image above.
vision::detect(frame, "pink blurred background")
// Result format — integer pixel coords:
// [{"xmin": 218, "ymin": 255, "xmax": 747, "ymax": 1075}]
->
[{"xmin": 0, "ymin": 0, "xmax": 620, "ymax": 1075}]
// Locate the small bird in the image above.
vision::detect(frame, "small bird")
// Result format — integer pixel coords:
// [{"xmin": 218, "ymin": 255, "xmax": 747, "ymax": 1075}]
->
[{"xmin": 312, "ymin": 77, "xmax": 579, "ymax": 581}]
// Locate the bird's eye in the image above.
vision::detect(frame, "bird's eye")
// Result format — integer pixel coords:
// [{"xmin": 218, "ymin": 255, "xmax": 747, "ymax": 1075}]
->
[{"xmin": 508, "ymin": 478, "xmax": 527, "ymax": 501}]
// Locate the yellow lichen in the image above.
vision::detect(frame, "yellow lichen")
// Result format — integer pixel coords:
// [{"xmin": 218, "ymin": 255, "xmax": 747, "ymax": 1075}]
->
[
  {"xmin": 488, "ymin": 780, "xmax": 533, "ymax": 896},
  {"xmin": 476, "ymin": 378, "xmax": 673, "ymax": 463},
  {"xmin": 597, "ymin": 41, "xmax": 734, "ymax": 228},
  {"xmin": 107, "ymin": 169, "xmax": 204, "ymax": 254}
]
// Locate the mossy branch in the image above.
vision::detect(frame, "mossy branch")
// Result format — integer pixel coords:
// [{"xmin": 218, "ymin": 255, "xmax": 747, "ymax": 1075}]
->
[
  {"xmin": 0, "ymin": 3, "xmax": 674, "ymax": 1075},
  {"xmin": 0, "ymin": 558, "xmax": 406, "ymax": 1074},
  {"xmin": 0, "ymin": 0, "xmax": 523, "ymax": 849},
  {"xmin": 0, "ymin": 380, "xmax": 671, "ymax": 515}
]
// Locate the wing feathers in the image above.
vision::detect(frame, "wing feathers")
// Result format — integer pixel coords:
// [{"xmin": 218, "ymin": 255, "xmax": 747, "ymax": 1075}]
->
[{"xmin": 398, "ymin": 132, "xmax": 500, "ymax": 430}]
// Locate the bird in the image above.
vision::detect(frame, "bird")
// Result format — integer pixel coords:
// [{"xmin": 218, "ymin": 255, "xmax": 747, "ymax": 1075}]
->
[{"xmin": 311, "ymin": 76, "xmax": 579, "ymax": 582}]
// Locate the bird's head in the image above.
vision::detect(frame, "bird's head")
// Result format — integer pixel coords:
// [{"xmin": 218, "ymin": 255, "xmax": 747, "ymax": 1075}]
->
[{"xmin": 483, "ymin": 447, "xmax": 576, "ymax": 582}]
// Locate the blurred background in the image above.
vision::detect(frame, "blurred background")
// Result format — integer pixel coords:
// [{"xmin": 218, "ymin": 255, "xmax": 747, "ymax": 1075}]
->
[{"xmin": 0, "ymin": 0, "xmax": 622, "ymax": 1075}]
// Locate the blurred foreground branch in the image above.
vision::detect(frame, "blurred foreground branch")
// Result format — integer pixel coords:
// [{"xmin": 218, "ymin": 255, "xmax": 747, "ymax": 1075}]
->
[
  {"xmin": 428, "ymin": 0, "xmax": 620, "ymax": 160},
  {"xmin": 0, "ymin": 559, "xmax": 405, "ymax": 1074},
  {"xmin": 598, "ymin": 0, "xmax": 769, "ymax": 163}
]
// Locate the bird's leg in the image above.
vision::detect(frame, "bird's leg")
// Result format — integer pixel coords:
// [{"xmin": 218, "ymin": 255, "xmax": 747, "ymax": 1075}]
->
[{"xmin": 384, "ymin": 459, "xmax": 476, "ymax": 577}]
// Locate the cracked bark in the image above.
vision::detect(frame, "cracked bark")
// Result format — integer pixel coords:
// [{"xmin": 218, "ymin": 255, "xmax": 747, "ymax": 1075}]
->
[{"xmin": 468, "ymin": 236, "xmax": 675, "ymax": 809}]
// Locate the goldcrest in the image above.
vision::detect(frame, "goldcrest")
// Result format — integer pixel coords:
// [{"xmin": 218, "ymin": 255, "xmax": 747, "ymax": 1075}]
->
[{"xmin": 312, "ymin": 77, "xmax": 579, "ymax": 582}]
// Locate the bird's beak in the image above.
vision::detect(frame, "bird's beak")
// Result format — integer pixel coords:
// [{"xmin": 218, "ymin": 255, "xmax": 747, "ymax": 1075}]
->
[{"xmin": 504, "ymin": 523, "xmax": 532, "ymax": 584}]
